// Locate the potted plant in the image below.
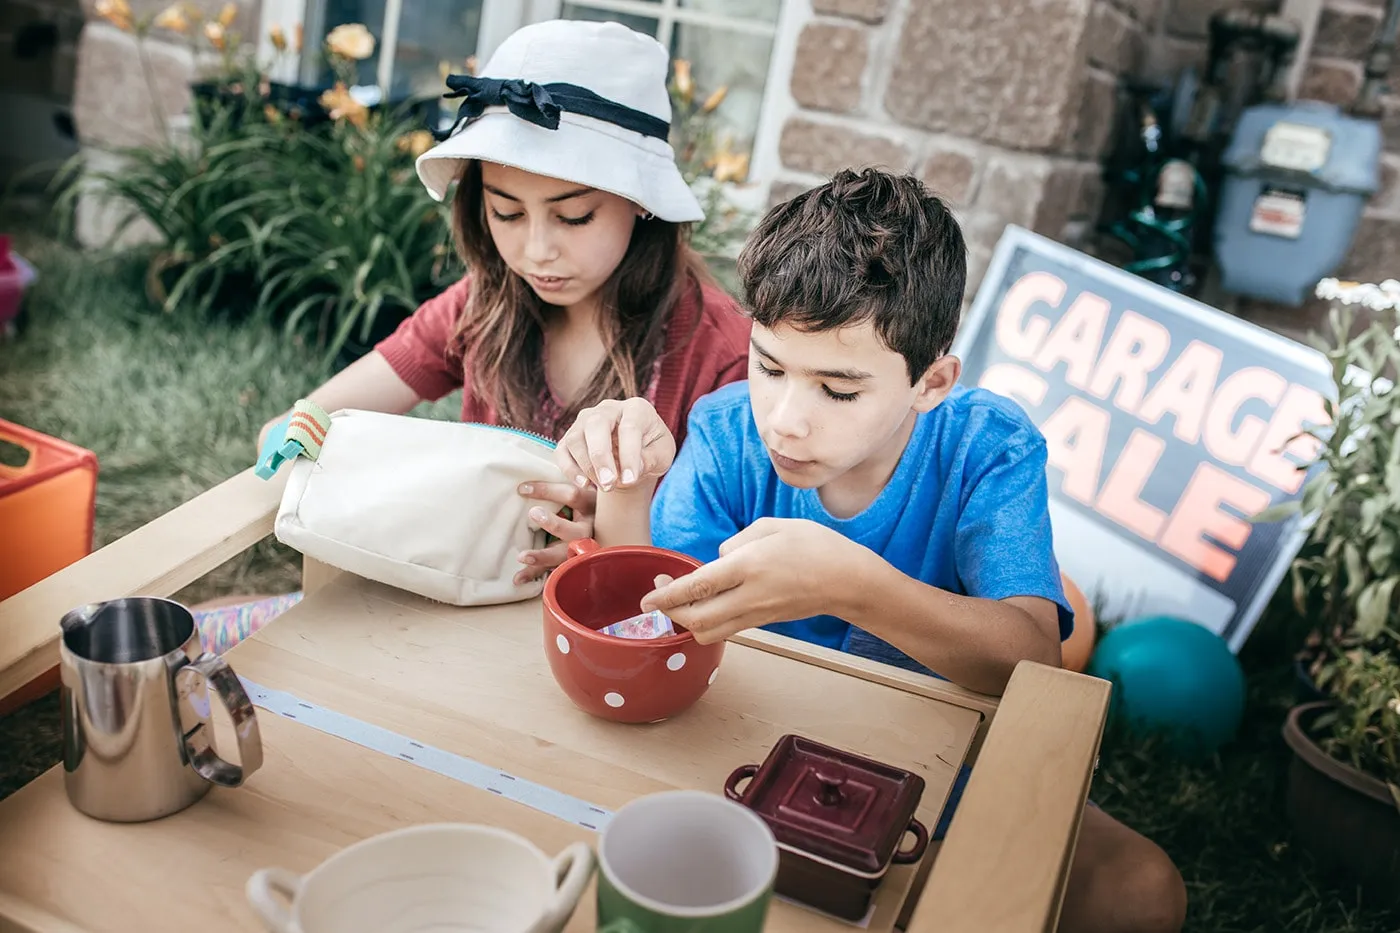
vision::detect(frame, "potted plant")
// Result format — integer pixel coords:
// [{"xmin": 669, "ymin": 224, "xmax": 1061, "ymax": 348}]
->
[
  {"xmin": 66, "ymin": 3, "xmax": 460, "ymax": 365},
  {"xmin": 1282, "ymin": 646, "xmax": 1400, "ymax": 903},
  {"xmin": 1259, "ymin": 276, "xmax": 1400, "ymax": 902},
  {"xmin": 1258, "ymin": 278, "xmax": 1400, "ymax": 692}
]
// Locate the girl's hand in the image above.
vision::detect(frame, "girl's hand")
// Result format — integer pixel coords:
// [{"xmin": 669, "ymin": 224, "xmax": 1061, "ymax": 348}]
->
[
  {"xmin": 514, "ymin": 481, "xmax": 596, "ymax": 585},
  {"xmin": 556, "ymin": 398, "xmax": 675, "ymax": 493}
]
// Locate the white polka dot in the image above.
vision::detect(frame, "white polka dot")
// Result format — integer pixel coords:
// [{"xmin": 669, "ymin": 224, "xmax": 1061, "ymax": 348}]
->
[
  {"xmin": 708, "ymin": 668, "xmax": 719, "ymax": 685},
  {"xmin": 556, "ymin": 634, "xmax": 570, "ymax": 654},
  {"xmin": 666, "ymin": 652, "xmax": 687, "ymax": 671},
  {"xmin": 604, "ymin": 692, "xmax": 625, "ymax": 708}
]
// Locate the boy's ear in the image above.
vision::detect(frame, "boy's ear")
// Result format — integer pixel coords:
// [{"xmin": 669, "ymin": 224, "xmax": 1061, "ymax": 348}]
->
[{"xmin": 912, "ymin": 355, "xmax": 961, "ymax": 413}]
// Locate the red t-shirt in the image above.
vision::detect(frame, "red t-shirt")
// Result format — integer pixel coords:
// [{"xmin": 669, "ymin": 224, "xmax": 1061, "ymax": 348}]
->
[{"xmin": 375, "ymin": 274, "xmax": 752, "ymax": 449}]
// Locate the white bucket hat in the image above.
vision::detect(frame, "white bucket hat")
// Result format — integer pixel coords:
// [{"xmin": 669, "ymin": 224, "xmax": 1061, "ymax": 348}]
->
[{"xmin": 415, "ymin": 19, "xmax": 705, "ymax": 224}]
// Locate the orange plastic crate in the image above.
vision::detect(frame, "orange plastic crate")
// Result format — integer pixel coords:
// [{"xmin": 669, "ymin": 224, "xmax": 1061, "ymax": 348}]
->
[
  {"xmin": 0, "ymin": 420, "xmax": 98, "ymax": 600},
  {"xmin": 0, "ymin": 421, "xmax": 97, "ymax": 712}
]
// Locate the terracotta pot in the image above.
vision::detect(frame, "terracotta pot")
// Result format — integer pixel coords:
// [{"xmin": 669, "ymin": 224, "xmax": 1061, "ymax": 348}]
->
[
  {"xmin": 1282, "ymin": 702, "xmax": 1400, "ymax": 906},
  {"xmin": 541, "ymin": 539, "xmax": 724, "ymax": 724}
]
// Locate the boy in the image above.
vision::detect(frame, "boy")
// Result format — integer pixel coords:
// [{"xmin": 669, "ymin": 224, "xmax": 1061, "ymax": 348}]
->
[{"xmin": 555, "ymin": 168, "xmax": 1187, "ymax": 933}]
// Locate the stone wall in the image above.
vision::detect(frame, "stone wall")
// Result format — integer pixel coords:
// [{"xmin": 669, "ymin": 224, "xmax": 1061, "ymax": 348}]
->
[
  {"xmin": 73, "ymin": 0, "xmax": 263, "ymax": 149},
  {"xmin": 768, "ymin": 0, "xmax": 1154, "ymax": 302},
  {"xmin": 769, "ymin": 0, "xmax": 1400, "ymax": 339},
  {"xmin": 65, "ymin": 0, "xmax": 261, "ymax": 246},
  {"xmin": 0, "ymin": 0, "xmax": 83, "ymax": 183}
]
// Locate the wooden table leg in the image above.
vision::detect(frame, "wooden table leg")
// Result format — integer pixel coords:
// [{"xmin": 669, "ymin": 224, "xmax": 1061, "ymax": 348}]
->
[{"xmin": 301, "ymin": 556, "xmax": 342, "ymax": 596}]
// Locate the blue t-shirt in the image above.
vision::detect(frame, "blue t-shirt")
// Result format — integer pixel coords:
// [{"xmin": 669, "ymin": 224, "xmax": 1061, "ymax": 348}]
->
[{"xmin": 651, "ymin": 381, "xmax": 1074, "ymax": 678}]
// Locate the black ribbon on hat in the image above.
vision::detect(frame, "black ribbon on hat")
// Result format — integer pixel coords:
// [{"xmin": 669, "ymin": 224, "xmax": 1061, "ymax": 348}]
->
[{"xmin": 434, "ymin": 73, "xmax": 671, "ymax": 142}]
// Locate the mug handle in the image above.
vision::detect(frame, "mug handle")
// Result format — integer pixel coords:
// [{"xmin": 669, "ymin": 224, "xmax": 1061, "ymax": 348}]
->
[
  {"xmin": 246, "ymin": 867, "xmax": 302, "ymax": 933},
  {"xmin": 568, "ymin": 538, "xmax": 601, "ymax": 560},
  {"xmin": 540, "ymin": 842, "xmax": 595, "ymax": 930},
  {"xmin": 892, "ymin": 817, "xmax": 930, "ymax": 865},
  {"xmin": 177, "ymin": 653, "xmax": 264, "ymax": 787}
]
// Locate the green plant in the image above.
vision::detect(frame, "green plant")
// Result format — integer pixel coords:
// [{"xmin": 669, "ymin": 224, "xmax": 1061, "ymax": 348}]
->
[
  {"xmin": 1256, "ymin": 276, "xmax": 1400, "ymax": 796},
  {"xmin": 55, "ymin": 12, "xmax": 459, "ymax": 365},
  {"xmin": 1257, "ymin": 279, "xmax": 1400, "ymax": 655},
  {"xmin": 1312, "ymin": 645, "xmax": 1400, "ymax": 801},
  {"xmin": 58, "ymin": 16, "xmax": 756, "ymax": 363},
  {"xmin": 246, "ymin": 114, "xmax": 457, "ymax": 358},
  {"xmin": 666, "ymin": 60, "xmax": 757, "ymax": 291}
]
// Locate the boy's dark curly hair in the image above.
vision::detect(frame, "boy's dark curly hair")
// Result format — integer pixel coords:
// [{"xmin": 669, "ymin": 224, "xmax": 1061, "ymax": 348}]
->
[{"xmin": 738, "ymin": 167, "xmax": 967, "ymax": 382}]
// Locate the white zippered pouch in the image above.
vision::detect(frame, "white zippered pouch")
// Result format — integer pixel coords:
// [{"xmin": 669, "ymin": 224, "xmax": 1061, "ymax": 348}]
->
[{"xmin": 274, "ymin": 409, "xmax": 567, "ymax": 606}]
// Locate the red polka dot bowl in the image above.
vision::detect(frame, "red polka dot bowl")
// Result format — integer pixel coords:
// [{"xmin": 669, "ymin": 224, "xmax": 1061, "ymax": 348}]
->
[{"xmin": 542, "ymin": 538, "xmax": 725, "ymax": 724}]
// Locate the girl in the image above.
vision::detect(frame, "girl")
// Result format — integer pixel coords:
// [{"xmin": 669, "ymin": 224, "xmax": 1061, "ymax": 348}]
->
[{"xmin": 200, "ymin": 18, "xmax": 752, "ymax": 655}]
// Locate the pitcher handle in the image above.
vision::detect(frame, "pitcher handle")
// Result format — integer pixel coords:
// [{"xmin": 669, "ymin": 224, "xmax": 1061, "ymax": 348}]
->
[
  {"xmin": 540, "ymin": 842, "xmax": 594, "ymax": 930},
  {"xmin": 246, "ymin": 867, "xmax": 302, "ymax": 933},
  {"xmin": 177, "ymin": 653, "xmax": 264, "ymax": 787}
]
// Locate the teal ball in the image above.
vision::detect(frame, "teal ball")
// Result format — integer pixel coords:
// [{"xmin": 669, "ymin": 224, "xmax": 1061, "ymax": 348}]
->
[{"xmin": 1086, "ymin": 615, "xmax": 1246, "ymax": 756}]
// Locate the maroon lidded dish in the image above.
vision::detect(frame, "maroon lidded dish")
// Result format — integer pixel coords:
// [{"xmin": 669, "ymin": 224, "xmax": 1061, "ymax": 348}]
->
[{"xmin": 724, "ymin": 734, "xmax": 929, "ymax": 921}]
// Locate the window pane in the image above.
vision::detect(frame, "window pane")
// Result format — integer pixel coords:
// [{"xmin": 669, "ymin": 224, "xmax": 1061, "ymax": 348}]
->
[
  {"xmin": 679, "ymin": 0, "xmax": 781, "ymax": 24},
  {"xmin": 671, "ymin": 22, "xmax": 772, "ymax": 176},
  {"xmin": 559, "ymin": 4, "xmax": 660, "ymax": 38},
  {"xmin": 392, "ymin": 2, "xmax": 484, "ymax": 101},
  {"xmin": 308, "ymin": 1, "xmax": 483, "ymax": 103}
]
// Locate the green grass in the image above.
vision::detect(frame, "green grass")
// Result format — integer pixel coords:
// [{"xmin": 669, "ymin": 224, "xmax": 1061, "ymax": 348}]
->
[
  {"xmin": 0, "ymin": 223, "xmax": 458, "ymax": 605},
  {"xmin": 1092, "ymin": 600, "xmax": 1400, "ymax": 932},
  {"xmin": 1, "ymin": 223, "xmax": 1398, "ymax": 932}
]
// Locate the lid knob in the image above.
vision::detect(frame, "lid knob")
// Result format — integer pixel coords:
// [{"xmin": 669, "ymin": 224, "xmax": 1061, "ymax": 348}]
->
[{"xmin": 814, "ymin": 765, "xmax": 848, "ymax": 806}]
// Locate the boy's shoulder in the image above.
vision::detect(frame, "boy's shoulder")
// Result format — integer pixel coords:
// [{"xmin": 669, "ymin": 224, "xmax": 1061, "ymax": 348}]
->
[
  {"xmin": 687, "ymin": 379, "xmax": 754, "ymax": 430},
  {"xmin": 915, "ymin": 385, "xmax": 1049, "ymax": 484},
  {"xmin": 935, "ymin": 384, "xmax": 1045, "ymax": 449}
]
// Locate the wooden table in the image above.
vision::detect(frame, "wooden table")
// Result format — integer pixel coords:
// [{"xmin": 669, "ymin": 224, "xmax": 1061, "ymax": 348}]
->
[{"xmin": 0, "ymin": 469, "xmax": 1112, "ymax": 933}]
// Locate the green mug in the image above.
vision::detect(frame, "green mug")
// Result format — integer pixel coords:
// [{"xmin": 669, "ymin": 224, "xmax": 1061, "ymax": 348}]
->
[{"xmin": 597, "ymin": 790, "xmax": 778, "ymax": 933}]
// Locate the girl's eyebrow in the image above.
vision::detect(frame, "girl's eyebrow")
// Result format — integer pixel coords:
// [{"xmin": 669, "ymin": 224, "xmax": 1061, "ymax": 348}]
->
[
  {"xmin": 547, "ymin": 187, "xmax": 596, "ymax": 203},
  {"xmin": 482, "ymin": 184, "xmax": 596, "ymax": 203}
]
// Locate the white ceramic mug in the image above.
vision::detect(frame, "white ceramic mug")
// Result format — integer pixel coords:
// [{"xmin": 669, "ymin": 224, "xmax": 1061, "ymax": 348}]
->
[{"xmin": 246, "ymin": 823, "xmax": 593, "ymax": 933}]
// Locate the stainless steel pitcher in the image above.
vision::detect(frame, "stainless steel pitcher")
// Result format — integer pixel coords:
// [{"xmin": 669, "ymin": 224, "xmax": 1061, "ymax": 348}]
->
[{"xmin": 60, "ymin": 596, "xmax": 263, "ymax": 822}]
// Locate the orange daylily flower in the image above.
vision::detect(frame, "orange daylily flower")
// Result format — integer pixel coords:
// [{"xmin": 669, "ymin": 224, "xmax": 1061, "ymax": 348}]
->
[
  {"xmin": 319, "ymin": 82, "xmax": 369, "ymax": 128},
  {"xmin": 701, "ymin": 85, "xmax": 728, "ymax": 113},
  {"xmin": 153, "ymin": 5, "xmax": 190, "ymax": 34},
  {"xmin": 94, "ymin": 0, "xmax": 134, "ymax": 32},
  {"xmin": 673, "ymin": 59, "xmax": 693, "ymax": 102},
  {"xmin": 397, "ymin": 130, "xmax": 434, "ymax": 158}
]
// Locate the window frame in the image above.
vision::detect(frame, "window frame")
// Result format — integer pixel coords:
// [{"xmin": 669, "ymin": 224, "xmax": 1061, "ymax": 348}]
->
[{"xmin": 255, "ymin": 0, "xmax": 797, "ymax": 201}]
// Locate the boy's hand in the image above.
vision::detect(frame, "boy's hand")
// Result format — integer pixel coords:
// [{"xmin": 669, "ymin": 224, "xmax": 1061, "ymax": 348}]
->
[
  {"xmin": 514, "ymin": 482, "xmax": 596, "ymax": 585},
  {"xmin": 556, "ymin": 398, "xmax": 675, "ymax": 492},
  {"xmin": 641, "ymin": 519, "xmax": 872, "ymax": 643}
]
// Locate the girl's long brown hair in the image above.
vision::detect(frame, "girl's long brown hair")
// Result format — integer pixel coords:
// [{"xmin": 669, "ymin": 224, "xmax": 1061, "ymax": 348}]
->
[{"xmin": 449, "ymin": 160, "xmax": 714, "ymax": 438}]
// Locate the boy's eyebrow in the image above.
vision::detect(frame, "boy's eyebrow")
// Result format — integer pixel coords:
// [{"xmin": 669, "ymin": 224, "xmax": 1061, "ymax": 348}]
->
[
  {"xmin": 750, "ymin": 337, "xmax": 873, "ymax": 382},
  {"xmin": 482, "ymin": 184, "xmax": 596, "ymax": 203}
]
